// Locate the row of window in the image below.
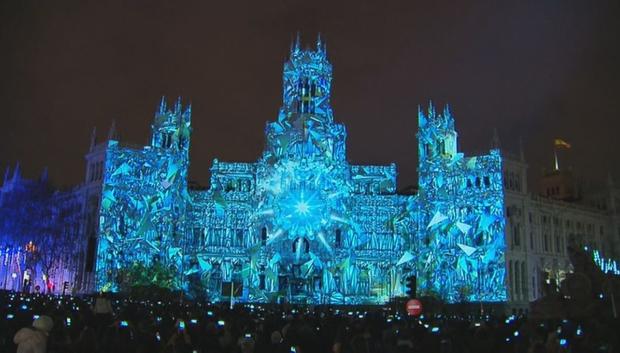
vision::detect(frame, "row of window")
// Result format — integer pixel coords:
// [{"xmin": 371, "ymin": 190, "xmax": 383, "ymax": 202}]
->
[
  {"xmin": 422, "ymin": 138, "xmax": 451, "ymax": 159},
  {"xmin": 504, "ymin": 171, "xmax": 523, "ymax": 192},
  {"xmin": 192, "ymin": 227, "xmax": 345, "ymax": 250},
  {"xmin": 223, "ymin": 179, "xmax": 252, "ymax": 193},
  {"xmin": 525, "ymin": 212, "xmax": 605, "ymax": 237},
  {"xmin": 465, "ymin": 175, "xmax": 491, "ymax": 189},
  {"xmin": 541, "ymin": 232, "xmax": 565, "ymax": 254},
  {"xmin": 353, "ymin": 182, "xmax": 391, "ymax": 195},
  {"xmin": 159, "ymin": 132, "xmax": 186, "ymax": 150},
  {"xmin": 510, "ymin": 218, "xmax": 568, "ymax": 256},
  {"xmin": 296, "ymin": 78, "xmax": 318, "ymax": 114},
  {"xmin": 508, "ymin": 260, "xmax": 528, "ymax": 301},
  {"xmin": 545, "ymin": 186, "xmax": 561, "ymax": 197},
  {"xmin": 88, "ymin": 161, "xmax": 104, "ymax": 182}
]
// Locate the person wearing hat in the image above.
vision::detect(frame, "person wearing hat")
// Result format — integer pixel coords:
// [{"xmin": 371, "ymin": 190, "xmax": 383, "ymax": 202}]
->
[{"xmin": 13, "ymin": 315, "xmax": 54, "ymax": 353}]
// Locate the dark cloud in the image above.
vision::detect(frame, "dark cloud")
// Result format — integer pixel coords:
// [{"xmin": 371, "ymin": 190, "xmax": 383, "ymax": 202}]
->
[{"xmin": 1, "ymin": 0, "xmax": 619, "ymax": 189}]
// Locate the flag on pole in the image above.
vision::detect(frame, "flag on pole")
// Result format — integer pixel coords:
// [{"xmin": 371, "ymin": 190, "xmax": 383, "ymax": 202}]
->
[{"xmin": 554, "ymin": 139, "xmax": 571, "ymax": 149}]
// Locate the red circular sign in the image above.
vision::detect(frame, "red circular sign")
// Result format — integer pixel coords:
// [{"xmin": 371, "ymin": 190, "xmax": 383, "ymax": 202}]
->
[{"xmin": 406, "ymin": 299, "xmax": 423, "ymax": 316}]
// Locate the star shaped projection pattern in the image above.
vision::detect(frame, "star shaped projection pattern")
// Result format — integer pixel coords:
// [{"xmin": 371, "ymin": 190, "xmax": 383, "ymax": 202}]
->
[
  {"xmin": 256, "ymin": 157, "xmax": 355, "ymax": 256},
  {"xmin": 277, "ymin": 187, "xmax": 329, "ymax": 239}
]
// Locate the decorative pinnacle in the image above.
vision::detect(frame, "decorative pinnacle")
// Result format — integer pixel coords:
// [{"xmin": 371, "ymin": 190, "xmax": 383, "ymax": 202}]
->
[
  {"xmin": 13, "ymin": 161, "xmax": 20, "ymax": 181},
  {"xmin": 3, "ymin": 165, "xmax": 10, "ymax": 183},
  {"xmin": 443, "ymin": 104, "xmax": 451, "ymax": 117},
  {"xmin": 159, "ymin": 96, "xmax": 167, "ymax": 114},
  {"xmin": 292, "ymin": 32, "xmax": 301, "ymax": 54},
  {"xmin": 316, "ymin": 33, "xmax": 324, "ymax": 54},
  {"xmin": 491, "ymin": 128, "xmax": 500, "ymax": 149},
  {"xmin": 427, "ymin": 100, "xmax": 436, "ymax": 118},
  {"xmin": 108, "ymin": 120, "xmax": 117, "ymax": 140},
  {"xmin": 90, "ymin": 126, "xmax": 97, "ymax": 151},
  {"xmin": 40, "ymin": 167, "xmax": 48, "ymax": 182},
  {"xmin": 175, "ymin": 96, "xmax": 182, "ymax": 113}
]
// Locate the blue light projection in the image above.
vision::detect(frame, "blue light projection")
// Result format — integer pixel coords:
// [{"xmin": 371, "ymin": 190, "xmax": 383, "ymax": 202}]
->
[
  {"xmin": 415, "ymin": 104, "xmax": 506, "ymax": 302},
  {"xmin": 592, "ymin": 249, "xmax": 620, "ymax": 276},
  {"xmin": 95, "ymin": 35, "xmax": 507, "ymax": 304},
  {"xmin": 95, "ymin": 98, "xmax": 191, "ymax": 292}
]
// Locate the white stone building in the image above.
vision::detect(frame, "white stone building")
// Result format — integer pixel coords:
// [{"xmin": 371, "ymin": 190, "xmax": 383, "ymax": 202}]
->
[{"xmin": 502, "ymin": 150, "xmax": 619, "ymax": 311}]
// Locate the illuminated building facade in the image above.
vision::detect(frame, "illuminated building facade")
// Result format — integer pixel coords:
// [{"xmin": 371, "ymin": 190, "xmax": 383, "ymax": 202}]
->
[
  {"xmin": 4, "ymin": 38, "xmax": 619, "ymax": 305},
  {"xmin": 0, "ymin": 166, "xmax": 85, "ymax": 293},
  {"xmin": 94, "ymin": 37, "xmax": 508, "ymax": 304}
]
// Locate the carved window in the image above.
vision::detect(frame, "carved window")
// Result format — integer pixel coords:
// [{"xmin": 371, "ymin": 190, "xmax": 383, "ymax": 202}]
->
[
  {"xmin": 235, "ymin": 229, "xmax": 244, "ymax": 246},
  {"xmin": 513, "ymin": 224, "xmax": 520, "ymax": 247},
  {"xmin": 259, "ymin": 274, "xmax": 266, "ymax": 290},
  {"xmin": 335, "ymin": 229, "xmax": 342, "ymax": 248},
  {"xmin": 292, "ymin": 238, "xmax": 310, "ymax": 253}
]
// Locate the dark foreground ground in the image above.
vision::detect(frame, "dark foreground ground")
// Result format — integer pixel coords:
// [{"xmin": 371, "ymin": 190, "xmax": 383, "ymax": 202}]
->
[{"xmin": 0, "ymin": 290, "xmax": 617, "ymax": 353}]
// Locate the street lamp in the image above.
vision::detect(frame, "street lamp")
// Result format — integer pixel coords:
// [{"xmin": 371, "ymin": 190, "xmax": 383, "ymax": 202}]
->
[
  {"xmin": 478, "ymin": 256, "xmax": 484, "ymax": 316},
  {"xmin": 11, "ymin": 272, "xmax": 17, "ymax": 291}
]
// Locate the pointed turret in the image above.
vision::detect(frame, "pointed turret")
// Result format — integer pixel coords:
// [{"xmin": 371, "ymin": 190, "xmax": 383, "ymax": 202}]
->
[
  {"xmin": 491, "ymin": 128, "xmax": 500, "ymax": 149},
  {"xmin": 427, "ymin": 101, "xmax": 436, "ymax": 119},
  {"xmin": 417, "ymin": 104, "xmax": 426, "ymax": 128},
  {"xmin": 174, "ymin": 96, "xmax": 183, "ymax": 114},
  {"xmin": 443, "ymin": 104, "xmax": 454, "ymax": 129},
  {"xmin": 150, "ymin": 97, "xmax": 191, "ymax": 155},
  {"xmin": 417, "ymin": 101, "xmax": 459, "ymax": 162},
  {"xmin": 443, "ymin": 104, "xmax": 451, "ymax": 118},
  {"xmin": 183, "ymin": 102, "xmax": 192, "ymax": 122},
  {"xmin": 159, "ymin": 96, "xmax": 167, "ymax": 114},
  {"xmin": 108, "ymin": 120, "xmax": 118, "ymax": 141},
  {"xmin": 13, "ymin": 162, "xmax": 20, "ymax": 181},
  {"xmin": 3, "ymin": 165, "xmax": 10, "ymax": 184},
  {"xmin": 89, "ymin": 126, "xmax": 97, "ymax": 151},
  {"xmin": 281, "ymin": 33, "xmax": 333, "ymax": 121},
  {"xmin": 40, "ymin": 167, "xmax": 48, "ymax": 183},
  {"xmin": 316, "ymin": 33, "xmax": 325, "ymax": 56},
  {"xmin": 292, "ymin": 32, "xmax": 301, "ymax": 54}
]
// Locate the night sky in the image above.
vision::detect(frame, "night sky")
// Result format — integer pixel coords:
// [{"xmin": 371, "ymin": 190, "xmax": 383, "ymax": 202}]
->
[{"xmin": 1, "ymin": 1, "xmax": 619, "ymax": 190}]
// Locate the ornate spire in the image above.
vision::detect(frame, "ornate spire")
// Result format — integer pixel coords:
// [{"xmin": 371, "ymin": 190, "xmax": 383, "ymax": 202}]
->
[
  {"xmin": 281, "ymin": 34, "xmax": 333, "ymax": 121},
  {"xmin": 40, "ymin": 167, "xmax": 48, "ymax": 182},
  {"xmin": 443, "ymin": 104, "xmax": 454, "ymax": 129},
  {"xmin": 427, "ymin": 100, "xmax": 436, "ymax": 119},
  {"xmin": 316, "ymin": 33, "xmax": 325, "ymax": 56},
  {"xmin": 3, "ymin": 165, "xmax": 10, "ymax": 184},
  {"xmin": 491, "ymin": 128, "xmax": 500, "ymax": 149},
  {"xmin": 159, "ymin": 96, "xmax": 167, "ymax": 114},
  {"xmin": 443, "ymin": 103, "xmax": 451, "ymax": 118},
  {"xmin": 292, "ymin": 32, "xmax": 301, "ymax": 54},
  {"xmin": 108, "ymin": 120, "xmax": 118, "ymax": 141},
  {"xmin": 89, "ymin": 126, "xmax": 97, "ymax": 151},
  {"xmin": 184, "ymin": 102, "xmax": 192, "ymax": 122},
  {"xmin": 417, "ymin": 104, "xmax": 427, "ymax": 128},
  {"xmin": 174, "ymin": 96, "xmax": 183, "ymax": 114},
  {"xmin": 13, "ymin": 162, "xmax": 20, "ymax": 181}
]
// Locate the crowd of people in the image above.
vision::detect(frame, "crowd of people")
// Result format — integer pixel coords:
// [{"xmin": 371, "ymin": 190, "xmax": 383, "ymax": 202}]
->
[{"xmin": 0, "ymin": 289, "xmax": 617, "ymax": 353}]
